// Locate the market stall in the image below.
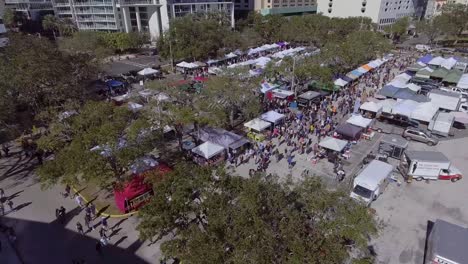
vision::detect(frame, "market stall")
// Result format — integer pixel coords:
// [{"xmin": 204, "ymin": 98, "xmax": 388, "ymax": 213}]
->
[
  {"xmin": 319, "ymin": 137, "xmax": 349, "ymax": 161},
  {"xmin": 191, "ymin": 141, "xmax": 226, "ymax": 165},
  {"xmin": 378, "ymin": 99, "xmax": 397, "ymax": 113},
  {"xmin": 391, "ymin": 100, "xmax": 419, "ymax": 117},
  {"xmin": 411, "ymin": 102, "xmax": 439, "ymax": 123},
  {"xmin": 360, "ymin": 101, "xmax": 382, "ymax": 117},
  {"xmin": 195, "ymin": 127, "xmax": 249, "ymax": 152},
  {"xmin": 378, "ymin": 134, "xmax": 408, "ymax": 159},
  {"xmin": 297, "ymin": 91, "xmax": 321, "ymax": 107},
  {"xmin": 244, "ymin": 118, "xmax": 271, "ymax": 141},
  {"xmin": 428, "ymin": 112, "xmax": 454, "ymax": 137},
  {"xmin": 271, "ymin": 89, "xmax": 294, "ymax": 100},
  {"xmin": 335, "ymin": 123, "xmax": 363, "ymax": 141},
  {"xmin": 260, "ymin": 110, "xmax": 285, "ymax": 126},
  {"xmin": 457, "ymin": 74, "xmax": 468, "ymax": 89},
  {"xmin": 138, "ymin": 67, "xmax": 159, "ymax": 76},
  {"xmin": 346, "ymin": 115, "xmax": 373, "ymax": 129}
]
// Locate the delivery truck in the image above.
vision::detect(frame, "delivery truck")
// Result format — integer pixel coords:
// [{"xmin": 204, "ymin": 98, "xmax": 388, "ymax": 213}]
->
[
  {"xmin": 350, "ymin": 160, "xmax": 394, "ymax": 206},
  {"xmin": 425, "ymin": 219, "xmax": 468, "ymax": 264},
  {"xmin": 398, "ymin": 151, "xmax": 462, "ymax": 182}
]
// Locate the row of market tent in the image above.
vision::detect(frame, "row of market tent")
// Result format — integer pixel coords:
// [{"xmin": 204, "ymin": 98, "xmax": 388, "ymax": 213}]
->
[{"xmin": 333, "ymin": 56, "xmax": 391, "ymax": 87}]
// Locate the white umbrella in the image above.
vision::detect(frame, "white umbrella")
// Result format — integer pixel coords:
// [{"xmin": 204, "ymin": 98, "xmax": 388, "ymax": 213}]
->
[{"xmin": 138, "ymin": 67, "xmax": 159, "ymax": 76}]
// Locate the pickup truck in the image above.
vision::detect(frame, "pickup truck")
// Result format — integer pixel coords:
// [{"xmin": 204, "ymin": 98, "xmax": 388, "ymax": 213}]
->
[{"xmin": 377, "ymin": 113, "xmax": 420, "ymax": 128}]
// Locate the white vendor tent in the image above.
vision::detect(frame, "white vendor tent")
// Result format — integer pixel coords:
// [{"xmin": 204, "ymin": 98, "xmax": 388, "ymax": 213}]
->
[
  {"xmin": 255, "ymin": 57, "xmax": 271, "ymax": 67},
  {"xmin": 177, "ymin": 61, "xmax": 199, "ymax": 69},
  {"xmin": 457, "ymin": 74, "xmax": 468, "ymax": 89},
  {"xmin": 272, "ymin": 89, "xmax": 294, "ymax": 99},
  {"xmin": 346, "ymin": 114, "xmax": 373, "ymax": 128},
  {"xmin": 360, "ymin": 101, "xmax": 382, "ymax": 113},
  {"xmin": 411, "ymin": 102, "xmax": 439, "ymax": 123},
  {"xmin": 138, "ymin": 68, "xmax": 159, "ymax": 76},
  {"xmin": 405, "ymin": 83, "xmax": 421, "ymax": 92},
  {"xmin": 260, "ymin": 110, "xmax": 285, "ymax": 125},
  {"xmin": 392, "ymin": 100, "xmax": 419, "ymax": 117},
  {"xmin": 429, "ymin": 112, "xmax": 454, "ymax": 136},
  {"xmin": 393, "ymin": 73, "xmax": 412, "ymax": 83},
  {"xmin": 441, "ymin": 57, "xmax": 457, "ymax": 70},
  {"xmin": 319, "ymin": 137, "xmax": 348, "ymax": 152},
  {"xmin": 334, "ymin": 78, "xmax": 348, "ymax": 87},
  {"xmin": 128, "ymin": 102, "xmax": 143, "ymax": 111},
  {"xmin": 452, "ymin": 112, "xmax": 468, "ymax": 124},
  {"xmin": 225, "ymin": 52, "xmax": 237, "ymax": 59},
  {"xmin": 191, "ymin": 141, "xmax": 225, "ymax": 159},
  {"xmin": 428, "ymin": 56, "xmax": 445, "ymax": 66},
  {"xmin": 244, "ymin": 118, "xmax": 271, "ymax": 132},
  {"xmin": 378, "ymin": 99, "xmax": 397, "ymax": 113}
]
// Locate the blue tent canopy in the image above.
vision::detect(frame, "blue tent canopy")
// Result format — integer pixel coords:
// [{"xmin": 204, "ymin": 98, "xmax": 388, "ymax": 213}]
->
[
  {"xmin": 351, "ymin": 70, "xmax": 364, "ymax": 77},
  {"xmin": 106, "ymin": 80, "xmax": 124, "ymax": 87},
  {"xmin": 379, "ymin": 85, "xmax": 400, "ymax": 97},
  {"xmin": 417, "ymin": 54, "xmax": 433, "ymax": 64}
]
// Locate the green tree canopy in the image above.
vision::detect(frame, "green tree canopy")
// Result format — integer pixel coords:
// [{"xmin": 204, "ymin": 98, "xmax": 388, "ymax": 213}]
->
[
  {"xmin": 138, "ymin": 166, "xmax": 378, "ymax": 263},
  {"xmin": 36, "ymin": 101, "xmax": 157, "ymax": 188},
  {"xmin": 0, "ymin": 34, "xmax": 98, "ymax": 125}
]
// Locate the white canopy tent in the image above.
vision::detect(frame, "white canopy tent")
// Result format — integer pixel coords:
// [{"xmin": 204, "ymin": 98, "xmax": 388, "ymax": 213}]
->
[
  {"xmin": 272, "ymin": 89, "xmax": 294, "ymax": 99},
  {"xmin": 255, "ymin": 57, "xmax": 272, "ymax": 67},
  {"xmin": 319, "ymin": 137, "xmax": 348, "ymax": 152},
  {"xmin": 360, "ymin": 101, "xmax": 382, "ymax": 113},
  {"xmin": 191, "ymin": 141, "xmax": 225, "ymax": 159},
  {"xmin": 225, "ymin": 52, "xmax": 238, "ymax": 59},
  {"xmin": 128, "ymin": 102, "xmax": 143, "ymax": 111},
  {"xmin": 441, "ymin": 57, "xmax": 457, "ymax": 70},
  {"xmin": 138, "ymin": 67, "xmax": 159, "ymax": 76},
  {"xmin": 260, "ymin": 110, "xmax": 285, "ymax": 125},
  {"xmin": 393, "ymin": 73, "xmax": 412, "ymax": 83},
  {"xmin": 392, "ymin": 100, "xmax": 419, "ymax": 117},
  {"xmin": 457, "ymin": 74, "xmax": 468, "ymax": 89},
  {"xmin": 346, "ymin": 115, "xmax": 373, "ymax": 128},
  {"xmin": 405, "ymin": 83, "xmax": 421, "ymax": 92},
  {"xmin": 428, "ymin": 56, "xmax": 445, "ymax": 66},
  {"xmin": 378, "ymin": 99, "xmax": 397, "ymax": 113},
  {"xmin": 334, "ymin": 78, "xmax": 348, "ymax": 87},
  {"xmin": 411, "ymin": 102, "xmax": 439, "ymax": 123},
  {"xmin": 244, "ymin": 118, "xmax": 271, "ymax": 132},
  {"xmin": 388, "ymin": 79, "xmax": 407, "ymax": 88},
  {"xmin": 176, "ymin": 61, "xmax": 199, "ymax": 69}
]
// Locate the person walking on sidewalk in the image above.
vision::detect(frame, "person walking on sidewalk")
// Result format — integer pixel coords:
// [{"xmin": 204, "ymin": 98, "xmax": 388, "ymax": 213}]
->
[
  {"xmin": 0, "ymin": 203, "xmax": 4, "ymax": 216},
  {"xmin": 0, "ymin": 188, "xmax": 4, "ymax": 199},
  {"xmin": 84, "ymin": 214, "xmax": 93, "ymax": 231},
  {"xmin": 76, "ymin": 222, "xmax": 84, "ymax": 235},
  {"xmin": 101, "ymin": 217, "xmax": 108, "ymax": 231},
  {"xmin": 75, "ymin": 195, "xmax": 84, "ymax": 208},
  {"xmin": 7, "ymin": 200, "xmax": 14, "ymax": 212}
]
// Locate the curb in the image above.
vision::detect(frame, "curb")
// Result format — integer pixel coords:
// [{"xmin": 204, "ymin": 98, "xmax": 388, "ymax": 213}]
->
[{"xmin": 72, "ymin": 187, "xmax": 138, "ymax": 218}]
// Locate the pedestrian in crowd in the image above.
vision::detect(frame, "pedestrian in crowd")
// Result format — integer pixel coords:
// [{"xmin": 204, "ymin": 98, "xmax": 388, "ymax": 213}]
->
[
  {"xmin": 0, "ymin": 203, "xmax": 4, "ymax": 216},
  {"xmin": 7, "ymin": 200, "xmax": 14, "ymax": 212},
  {"xmin": 95, "ymin": 242, "xmax": 103, "ymax": 255},
  {"xmin": 99, "ymin": 227, "xmax": 107, "ymax": 239},
  {"xmin": 63, "ymin": 185, "xmax": 71, "ymax": 198},
  {"xmin": 84, "ymin": 213, "xmax": 93, "ymax": 231},
  {"xmin": 101, "ymin": 217, "xmax": 108, "ymax": 231},
  {"xmin": 0, "ymin": 188, "xmax": 4, "ymax": 199},
  {"xmin": 2, "ymin": 144, "xmax": 9, "ymax": 157},
  {"xmin": 89, "ymin": 203, "xmax": 96, "ymax": 219},
  {"xmin": 287, "ymin": 154, "xmax": 293, "ymax": 169},
  {"xmin": 76, "ymin": 222, "xmax": 84, "ymax": 235},
  {"xmin": 75, "ymin": 195, "xmax": 84, "ymax": 208}
]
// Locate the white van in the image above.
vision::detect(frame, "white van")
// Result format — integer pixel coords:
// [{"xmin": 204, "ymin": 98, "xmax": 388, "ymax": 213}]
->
[{"xmin": 350, "ymin": 160, "xmax": 394, "ymax": 206}]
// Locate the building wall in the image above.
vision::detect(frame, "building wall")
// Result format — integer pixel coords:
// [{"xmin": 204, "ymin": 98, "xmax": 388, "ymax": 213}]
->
[
  {"xmin": 317, "ymin": 0, "xmax": 416, "ymax": 29},
  {"xmin": 254, "ymin": 0, "xmax": 317, "ymax": 15}
]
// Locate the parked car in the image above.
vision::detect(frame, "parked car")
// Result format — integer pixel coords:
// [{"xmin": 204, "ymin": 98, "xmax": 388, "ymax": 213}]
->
[
  {"xmin": 402, "ymin": 128, "xmax": 439, "ymax": 146},
  {"xmin": 378, "ymin": 113, "xmax": 420, "ymax": 128},
  {"xmin": 439, "ymin": 166, "xmax": 463, "ymax": 182}
]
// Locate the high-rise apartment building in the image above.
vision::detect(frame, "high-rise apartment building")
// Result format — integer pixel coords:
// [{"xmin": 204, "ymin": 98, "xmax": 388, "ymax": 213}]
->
[
  {"xmin": 5, "ymin": 0, "xmax": 54, "ymax": 20},
  {"xmin": 317, "ymin": 0, "xmax": 424, "ymax": 30},
  {"xmin": 254, "ymin": 0, "xmax": 317, "ymax": 15},
  {"xmin": 425, "ymin": 0, "xmax": 467, "ymax": 18},
  {"xmin": 53, "ymin": 0, "xmax": 234, "ymax": 39}
]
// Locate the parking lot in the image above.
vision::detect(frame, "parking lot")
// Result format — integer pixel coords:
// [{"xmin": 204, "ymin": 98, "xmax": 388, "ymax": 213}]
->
[{"xmin": 371, "ymin": 136, "xmax": 468, "ymax": 264}]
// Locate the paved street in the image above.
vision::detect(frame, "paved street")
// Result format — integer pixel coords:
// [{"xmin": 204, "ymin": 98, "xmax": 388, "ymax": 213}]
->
[
  {"xmin": 371, "ymin": 137, "xmax": 468, "ymax": 264},
  {"xmin": 0, "ymin": 147, "xmax": 165, "ymax": 264}
]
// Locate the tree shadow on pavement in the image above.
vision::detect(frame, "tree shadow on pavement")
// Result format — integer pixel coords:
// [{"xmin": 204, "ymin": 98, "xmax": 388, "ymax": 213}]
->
[{"xmin": 2, "ymin": 216, "xmax": 149, "ymax": 264}]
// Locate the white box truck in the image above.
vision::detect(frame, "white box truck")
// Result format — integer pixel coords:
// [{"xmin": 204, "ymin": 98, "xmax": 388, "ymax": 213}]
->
[
  {"xmin": 425, "ymin": 219, "xmax": 468, "ymax": 264},
  {"xmin": 350, "ymin": 160, "xmax": 394, "ymax": 206},
  {"xmin": 398, "ymin": 151, "xmax": 451, "ymax": 181}
]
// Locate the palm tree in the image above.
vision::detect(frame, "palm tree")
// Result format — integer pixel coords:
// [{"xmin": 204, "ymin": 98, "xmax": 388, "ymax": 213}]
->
[{"xmin": 42, "ymin": 14, "xmax": 59, "ymax": 39}]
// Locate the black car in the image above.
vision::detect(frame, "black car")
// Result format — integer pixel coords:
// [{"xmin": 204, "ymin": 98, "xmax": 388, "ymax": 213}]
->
[{"xmin": 378, "ymin": 113, "xmax": 420, "ymax": 128}]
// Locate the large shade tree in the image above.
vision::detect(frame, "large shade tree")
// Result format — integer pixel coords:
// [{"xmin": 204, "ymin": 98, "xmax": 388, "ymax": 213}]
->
[
  {"xmin": 36, "ymin": 101, "xmax": 157, "ymax": 188},
  {"xmin": 138, "ymin": 166, "xmax": 378, "ymax": 263}
]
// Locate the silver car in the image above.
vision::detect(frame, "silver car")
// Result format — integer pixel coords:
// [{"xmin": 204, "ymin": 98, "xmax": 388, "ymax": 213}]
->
[{"xmin": 402, "ymin": 128, "xmax": 439, "ymax": 146}]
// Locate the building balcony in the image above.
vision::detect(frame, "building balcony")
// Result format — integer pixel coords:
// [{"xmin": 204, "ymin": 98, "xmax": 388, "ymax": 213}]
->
[
  {"xmin": 77, "ymin": 24, "xmax": 118, "ymax": 30},
  {"xmin": 76, "ymin": 16, "xmax": 116, "ymax": 22},
  {"xmin": 73, "ymin": 1, "xmax": 114, "ymax": 6},
  {"xmin": 117, "ymin": 0, "xmax": 160, "ymax": 6},
  {"xmin": 171, "ymin": 0, "xmax": 232, "ymax": 3},
  {"xmin": 5, "ymin": 0, "xmax": 30, "ymax": 4},
  {"xmin": 74, "ymin": 8, "xmax": 114, "ymax": 13}
]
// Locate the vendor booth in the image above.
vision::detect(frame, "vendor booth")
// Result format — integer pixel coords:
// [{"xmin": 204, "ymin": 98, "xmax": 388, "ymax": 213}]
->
[
  {"xmin": 411, "ymin": 102, "xmax": 439, "ymax": 123},
  {"xmin": 360, "ymin": 101, "xmax": 382, "ymax": 117},
  {"xmin": 391, "ymin": 100, "xmax": 419, "ymax": 117},
  {"xmin": 378, "ymin": 134, "xmax": 408, "ymax": 159},
  {"xmin": 195, "ymin": 127, "xmax": 249, "ymax": 152},
  {"xmin": 244, "ymin": 118, "xmax": 271, "ymax": 141},
  {"xmin": 335, "ymin": 123, "xmax": 363, "ymax": 141},
  {"xmin": 271, "ymin": 89, "xmax": 294, "ymax": 100},
  {"xmin": 346, "ymin": 115, "xmax": 373, "ymax": 129},
  {"xmin": 319, "ymin": 137, "xmax": 349, "ymax": 162},
  {"xmin": 297, "ymin": 91, "xmax": 321, "ymax": 107},
  {"xmin": 191, "ymin": 141, "xmax": 225, "ymax": 166},
  {"xmin": 260, "ymin": 110, "xmax": 285, "ymax": 126},
  {"xmin": 138, "ymin": 67, "xmax": 159, "ymax": 76}
]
